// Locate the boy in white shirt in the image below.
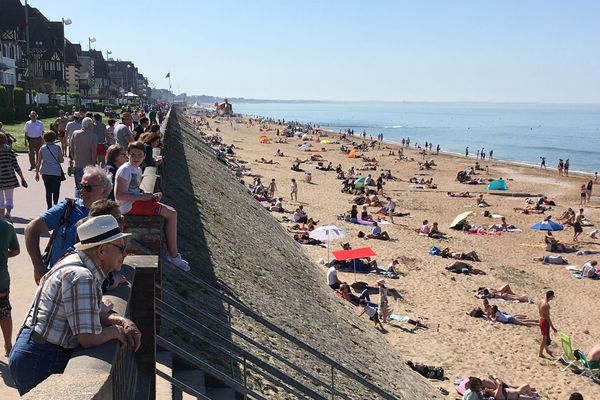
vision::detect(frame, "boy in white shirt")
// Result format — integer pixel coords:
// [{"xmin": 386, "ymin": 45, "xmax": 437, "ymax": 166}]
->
[{"xmin": 114, "ymin": 142, "xmax": 189, "ymax": 271}]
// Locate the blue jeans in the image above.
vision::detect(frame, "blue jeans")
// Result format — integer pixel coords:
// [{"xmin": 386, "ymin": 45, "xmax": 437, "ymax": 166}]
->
[
  {"xmin": 9, "ymin": 327, "xmax": 72, "ymax": 396},
  {"xmin": 73, "ymin": 167, "xmax": 84, "ymax": 198}
]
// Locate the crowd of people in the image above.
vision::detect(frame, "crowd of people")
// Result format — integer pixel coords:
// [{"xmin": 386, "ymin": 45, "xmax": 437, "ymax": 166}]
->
[{"xmin": 0, "ymin": 102, "xmax": 191, "ymax": 395}]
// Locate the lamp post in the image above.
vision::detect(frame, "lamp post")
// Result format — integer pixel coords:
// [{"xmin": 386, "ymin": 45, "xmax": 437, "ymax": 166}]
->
[
  {"xmin": 88, "ymin": 37, "xmax": 96, "ymax": 51},
  {"xmin": 62, "ymin": 17, "xmax": 72, "ymax": 105},
  {"xmin": 106, "ymin": 50, "xmax": 112, "ymax": 60}
]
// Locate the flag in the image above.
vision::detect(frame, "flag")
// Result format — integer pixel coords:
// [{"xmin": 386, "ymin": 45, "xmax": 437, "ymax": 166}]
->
[{"xmin": 165, "ymin": 72, "xmax": 170, "ymax": 78}]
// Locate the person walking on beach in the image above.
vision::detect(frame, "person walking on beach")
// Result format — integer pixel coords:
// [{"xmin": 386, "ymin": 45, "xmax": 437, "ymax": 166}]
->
[
  {"xmin": 476, "ymin": 149, "xmax": 480, "ymax": 159},
  {"xmin": 564, "ymin": 159, "xmax": 570, "ymax": 177},
  {"xmin": 573, "ymin": 208, "xmax": 584, "ymax": 242},
  {"xmin": 540, "ymin": 157, "xmax": 546, "ymax": 169},
  {"xmin": 465, "ymin": 146, "xmax": 469, "ymax": 158},
  {"xmin": 268, "ymin": 178, "xmax": 277, "ymax": 199},
  {"xmin": 538, "ymin": 290, "xmax": 557, "ymax": 358},
  {"xmin": 290, "ymin": 178, "xmax": 298, "ymax": 201},
  {"xmin": 489, "ymin": 149, "xmax": 493, "ymax": 160},
  {"xmin": 436, "ymin": 144, "xmax": 440, "ymax": 155},
  {"xmin": 558, "ymin": 159, "xmax": 564, "ymax": 176},
  {"xmin": 586, "ymin": 180, "xmax": 593, "ymax": 203}
]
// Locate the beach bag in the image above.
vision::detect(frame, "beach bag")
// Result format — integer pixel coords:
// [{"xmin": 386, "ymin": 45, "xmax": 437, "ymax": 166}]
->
[
  {"xmin": 469, "ymin": 308, "xmax": 484, "ymax": 318},
  {"xmin": 429, "ymin": 246, "xmax": 441, "ymax": 256}
]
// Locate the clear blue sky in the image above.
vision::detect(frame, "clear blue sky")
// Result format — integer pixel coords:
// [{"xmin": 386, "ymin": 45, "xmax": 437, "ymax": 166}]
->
[{"xmin": 35, "ymin": 0, "xmax": 600, "ymax": 103}]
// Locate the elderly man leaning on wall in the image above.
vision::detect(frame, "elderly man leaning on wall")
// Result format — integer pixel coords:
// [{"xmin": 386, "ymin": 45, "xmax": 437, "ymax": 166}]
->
[{"xmin": 9, "ymin": 215, "xmax": 141, "ymax": 396}]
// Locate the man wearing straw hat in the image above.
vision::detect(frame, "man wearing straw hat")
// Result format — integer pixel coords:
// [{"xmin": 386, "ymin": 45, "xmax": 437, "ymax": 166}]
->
[{"xmin": 9, "ymin": 215, "xmax": 141, "ymax": 395}]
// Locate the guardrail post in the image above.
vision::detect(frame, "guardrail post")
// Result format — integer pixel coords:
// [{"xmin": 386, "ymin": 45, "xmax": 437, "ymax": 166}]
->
[
  {"xmin": 331, "ymin": 366, "xmax": 335, "ymax": 400},
  {"xmin": 128, "ymin": 255, "xmax": 159, "ymax": 400}
]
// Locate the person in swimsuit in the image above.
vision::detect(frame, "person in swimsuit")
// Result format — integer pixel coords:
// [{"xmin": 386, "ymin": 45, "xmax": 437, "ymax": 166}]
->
[
  {"xmin": 579, "ymin": 184, "xmax": 587, "ymax": 205},
  {"xmin": 484, "ymin": 377, "xmax": 539, "ymax": 399},
  {"xmin": 573, "ymin": 208, "xmax": 584, "ymax": 242},
  {"xmin": 540, "ymin": 156, "xmax": 546, "ymax": 169},
  {"xmin": 538, "ymin": 290, "xmax": 557, "ymax": 358},
  {"xmin": 586, "ymin": 180, "xmax": 593, "ymax": 203}
]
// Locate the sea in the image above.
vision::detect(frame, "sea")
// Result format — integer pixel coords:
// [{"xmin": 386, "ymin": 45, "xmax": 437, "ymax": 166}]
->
[{"xmin": 233, "ymin": 102, "xmax": 600, "ymax": 174}]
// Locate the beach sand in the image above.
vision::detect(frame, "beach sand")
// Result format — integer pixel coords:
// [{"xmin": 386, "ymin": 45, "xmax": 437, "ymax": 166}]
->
[{"xmin": 191, "ymin": 113, "xmax": 600, "ymax": 399}]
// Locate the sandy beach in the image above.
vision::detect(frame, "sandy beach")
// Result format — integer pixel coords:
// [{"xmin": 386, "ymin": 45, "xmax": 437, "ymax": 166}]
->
[{"xmin": 190, "ymin": 111, "xmax": 600, "ymax": 399}]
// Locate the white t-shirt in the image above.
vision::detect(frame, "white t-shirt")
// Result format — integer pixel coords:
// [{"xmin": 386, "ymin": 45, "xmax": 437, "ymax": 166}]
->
[
  {"xmin": 24, "ymin": 120, "xmax": 45, "ymax": 138},
  {"xmin": 326, "ymin": 266, "xmax": 338, "ymax": 285},
  {"xmin": 115, "ymin": 162, "xmax": 142, "ymax": 214}
]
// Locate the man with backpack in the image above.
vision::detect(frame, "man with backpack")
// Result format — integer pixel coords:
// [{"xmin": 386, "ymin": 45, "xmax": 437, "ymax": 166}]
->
[{"xmin": 25, "ymin": 166, "xmax": 112, "ymax": 284}]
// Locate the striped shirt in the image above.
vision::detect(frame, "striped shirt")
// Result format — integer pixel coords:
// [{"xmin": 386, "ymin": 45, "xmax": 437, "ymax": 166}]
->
[
  {"xmin": 24, "ymin": 251, "xmax": 105, "ymax": 349},
  {"xmin": 0, "ymin": 145, "xmax": 21, "ymax": 189}
]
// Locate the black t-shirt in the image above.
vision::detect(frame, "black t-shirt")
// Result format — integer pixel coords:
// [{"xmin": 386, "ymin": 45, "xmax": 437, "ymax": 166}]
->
[
  {"xmin": 350, "ymin": 208, "xmax": 358, "ymax": 219},
  {"xmin": 134, "ymin": 125, "xmax": 145, "ymax": 140}
]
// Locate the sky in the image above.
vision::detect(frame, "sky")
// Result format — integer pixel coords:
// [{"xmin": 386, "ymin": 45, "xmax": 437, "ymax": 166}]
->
[{"xmin": 34, "ymin": 0, "xmax": 600, "ymax": 103}]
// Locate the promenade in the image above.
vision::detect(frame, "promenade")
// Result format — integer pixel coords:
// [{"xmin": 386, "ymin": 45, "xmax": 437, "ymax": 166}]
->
[{"xmin": 0, "ymin": 151, "xmax": 74, "ymax": 399}]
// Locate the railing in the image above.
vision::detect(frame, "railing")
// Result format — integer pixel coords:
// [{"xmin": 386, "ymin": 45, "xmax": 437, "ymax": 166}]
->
[{"xmin": 155, "ymin": 257, "xmax": 398, "ymax": 400}]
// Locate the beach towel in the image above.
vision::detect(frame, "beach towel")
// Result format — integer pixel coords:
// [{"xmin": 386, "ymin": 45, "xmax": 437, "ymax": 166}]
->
[
  {"xmin": 465, "ymin": 230, "xmax": 502, "ymax": 236},
  {"xmin": 572, "ymin": 273, "xmax": 600, "ymax": 280},
  {"xmin": 390, "ymin": 314, "xmax": 410, "ymax": 323},
  {"xmin": 357, "ymin": 218, "xmax": 375, "ymax": 226},
  {"xmin": 455, "ymin": 377, "xmax": 468, "ymax": 395},
  {"xmin": 377, "ymin": 219, "xmax": 392, "ymax": 225}
]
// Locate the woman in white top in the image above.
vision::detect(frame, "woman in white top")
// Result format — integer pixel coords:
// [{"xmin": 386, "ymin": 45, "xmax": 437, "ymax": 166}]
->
[{"xmin": 35, "ymin": 131, "xmax": 64, "ymax": 209}]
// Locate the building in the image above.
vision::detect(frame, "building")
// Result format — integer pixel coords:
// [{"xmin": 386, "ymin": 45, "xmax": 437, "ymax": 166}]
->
[
  {"xmin": 0, "ymin": 0, "xmax": 25, "ymax": 87},
  {"xmin": 78, "ymin": 49, "xmax": 109, "ymax": 100},
  {"xmin": 64, "ymin": 41, "xmax": 80, "ymax": 93}
]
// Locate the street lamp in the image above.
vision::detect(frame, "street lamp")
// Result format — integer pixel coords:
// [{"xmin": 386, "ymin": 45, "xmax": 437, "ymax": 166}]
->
[
  {"xmin": 88, "ymin": 37, "xmax": 96, "ymax": 51},
  {"xmin": 106, "ymin": 50, "xmax": 112, "ymax": 60},
  {"xmin": 62, "ymin": 17, "xmax": 72, "ymax": 105}
]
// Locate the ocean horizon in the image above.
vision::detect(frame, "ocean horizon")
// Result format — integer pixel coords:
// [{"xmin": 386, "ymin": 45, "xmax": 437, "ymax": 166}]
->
[{"xmin": 233, "ymin": 101, "xmax": 600, "ymax": 174}]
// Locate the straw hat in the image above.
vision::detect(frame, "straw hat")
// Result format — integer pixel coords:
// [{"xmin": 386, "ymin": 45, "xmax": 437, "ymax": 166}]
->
[
  {"xmin": 75, "ymin": 215, "xmax": 131, "ymax": 251},
  {"xmin": 376, "ymin": 279, "xmax": 386, "ymax": 286}
]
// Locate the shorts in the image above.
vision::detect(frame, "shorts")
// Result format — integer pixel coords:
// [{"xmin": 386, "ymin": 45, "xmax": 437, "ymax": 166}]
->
[
  {"xmin": 128, "ymin": 200, "xmax": 162, "ymax": 216},
  {"xmin": 369, "ymin": 313, "xmax": 380, "ymax": 323},
  {"xmin": 96, "ymin": 143, "xmax": 108, "ymax": 156},
  {"xmin": 0, "ymin": 293, "xmax": 12, "ymax": 319},
  {"xmin": 540, "ymin": 318, "xmax": 550, "ymax": 337},
  {"xmin": 574, "ymin": 223, "xmax": 583, "ymax": 233}
]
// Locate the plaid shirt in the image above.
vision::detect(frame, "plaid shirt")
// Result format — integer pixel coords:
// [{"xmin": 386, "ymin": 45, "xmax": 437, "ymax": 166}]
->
[{"xmin": 25, "ymin": 251, "xmax": 105, "ymax": 349}]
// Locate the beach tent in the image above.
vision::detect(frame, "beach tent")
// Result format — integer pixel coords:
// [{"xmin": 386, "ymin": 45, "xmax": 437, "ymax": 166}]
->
[
  {"xmin": 531, "ymin": 220, "xmax": 564, "ymax": 231},
  {"xmin": 332, "ymin": 247, "xmax": 377, "ymax": 282},
  {"xmin": 353, "ymin": 177, "xmax": 365, "ymax": 189},
  {"xmin": 449, "ymin": 211, "xmax": 472, "ymax": 229},
  {"xmin": 347, "ymin": 148, "xmax": 358, "ymax": 158},
  {"xmin": 487, "ymin": 179, "xmax": 508, "ymax": 190},
  {"xmin": 309, "ymin": 224, "xmax": 348, "ymax": 262},
  {"xmin": 259, "ymin": 135, "xmax": 268, "ymax": 143}
]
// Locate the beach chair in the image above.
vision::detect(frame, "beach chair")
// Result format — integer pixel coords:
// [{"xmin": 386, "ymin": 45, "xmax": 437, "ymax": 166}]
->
[
  {"xmin": 556, "ymin": 332, "xmax": 581, "ymax": 371},
  {"xmin": 575, "ymin": 351, "xmax": 600, "ymax": 378}
]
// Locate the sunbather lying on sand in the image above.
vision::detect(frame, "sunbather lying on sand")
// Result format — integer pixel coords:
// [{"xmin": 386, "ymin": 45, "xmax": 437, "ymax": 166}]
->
[
  {"xmin": 441, "ymin": 248, "xmax": 480, "ymax": 261},
  {"xmin": 336, "ymin": 283, "xmax": 376, "ymax": 307},
  {"xmin": 489, "ymin": 305, "xmax": 539, "ymax": 326},
  {"xmin": 476, "ymin": 286, "xmax": 531, "ymax": 303},
  {"xmin": 544, "ymin": 232, "xmax": 576, "ymax": 253},
  {"xmin": 255, "ymin": 158, "xmax": 279, "ymax": 164},
  {"xmin": 293, "ymin": 233, "xmax": 321, "ymax": 246},
  {"xmin": 484, "ymin": 377, "xmax": 540, "ymax": 399},
  {"xmin": 488, "ymin": 216, "xmax": 517, "ymax": 231},
  {"xmin": 532, "ymin": 255, "xmax": 568, "ymax": 264},
  {"xmin": 447, "ymin": 191, "xmax": 471, "ymax": 197},
  {"xmin": 446, "ymin": 261, "xmax": 486, "ymax": 275}
]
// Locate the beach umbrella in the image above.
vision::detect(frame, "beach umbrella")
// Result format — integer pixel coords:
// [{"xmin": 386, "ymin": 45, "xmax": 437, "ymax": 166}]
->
[
  {"xmin": 449, "ymin": 211, "xmax": 472, "ymax": 229},
  {"xmin": 530, "ymin": 220, "xmax": 564, "ymax": 231},
  {"xmin": 310, "ymin": 225, "xmax": 348, "ymax": 263},
  {"xmin": 332, "ymin": 247, "xmax": 377, "ymax": 282}
]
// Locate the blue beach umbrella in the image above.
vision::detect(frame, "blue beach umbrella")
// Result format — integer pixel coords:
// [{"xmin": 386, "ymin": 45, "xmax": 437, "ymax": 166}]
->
[{"xmin": 530, "ymin": 220, "xmax": 564, "ymax": 231}]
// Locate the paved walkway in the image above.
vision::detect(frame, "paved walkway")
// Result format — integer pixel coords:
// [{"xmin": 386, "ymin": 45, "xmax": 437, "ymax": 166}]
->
[{"xmin": 0, "ymin": 152, "xmax": 75, "ymax": 398}]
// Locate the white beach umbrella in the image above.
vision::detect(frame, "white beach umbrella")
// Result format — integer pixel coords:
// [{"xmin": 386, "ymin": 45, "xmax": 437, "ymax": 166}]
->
[{"xmin": 309, "ymin": 225, "xmax": 348, "ymax": 262}]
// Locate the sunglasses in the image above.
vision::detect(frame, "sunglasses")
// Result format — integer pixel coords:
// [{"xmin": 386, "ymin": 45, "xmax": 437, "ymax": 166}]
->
[
  {"xmin": 114, "ymin": 215, "xmax": 125, "ymax": 224},
  {"xmin": 80, "ymin": 183, "xmax": 102, "ymax": 192},
  {"xmin": 106, "ymin": 242, "xmax": 127, "ymax": 254}
]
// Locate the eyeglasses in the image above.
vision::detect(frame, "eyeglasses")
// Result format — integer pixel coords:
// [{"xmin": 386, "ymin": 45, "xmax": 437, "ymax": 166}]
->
[
  {"xmin": 114, "ymin": 215, "xmax": 125, "ymax": 224},
  {"xmin": 106, "ymin": 242, "xmax": 127, "ymax": 254},
  {"xmin": 80, "ymin": 183, "xmax": 102, "ymax": 192}
]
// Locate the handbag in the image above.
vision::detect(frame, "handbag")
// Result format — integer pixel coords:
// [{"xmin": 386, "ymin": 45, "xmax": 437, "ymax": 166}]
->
[{"xmin": 47, "ymin": 144, "xmax": 66, "ymax": 181}]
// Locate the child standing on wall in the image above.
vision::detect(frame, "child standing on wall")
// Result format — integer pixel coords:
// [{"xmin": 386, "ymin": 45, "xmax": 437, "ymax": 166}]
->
[{"xmin": 114, "ymin": 141, "xmax": 190, "ymax": 271}]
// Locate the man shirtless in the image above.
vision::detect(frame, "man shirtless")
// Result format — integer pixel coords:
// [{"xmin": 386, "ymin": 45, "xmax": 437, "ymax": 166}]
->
[{"xmin": 538, "ymin": 290, "xmax": 557, "ymax": 358}]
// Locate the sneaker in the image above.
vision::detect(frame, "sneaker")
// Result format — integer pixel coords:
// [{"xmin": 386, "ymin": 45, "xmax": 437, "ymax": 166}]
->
[
  {"xmin": 165, "ymin": 253, "xmax": 190, "ymax": 272},
  {"xmin": 4, "ymin": 214, "xmax": 12, "ymax": 224}
]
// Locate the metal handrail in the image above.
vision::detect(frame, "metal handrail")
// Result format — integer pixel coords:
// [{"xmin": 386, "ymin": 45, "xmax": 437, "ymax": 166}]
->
[
  {"xmin": 158, "ymin": 285, "xmax": 349, "ymax": 399},
  {"xmin": 157, "ymin": 297, "xmax": 336, "ymax": 400},
  {"xmin": 162, "ymin": 262, "xmax": 397, "ymax": 400},
  {"xmin": 156, "ymin": 335, "xmax": 267, "ymax": 400},
  {"xmin": 156, "ymin": 369, "xmax": 212, "ymax": 400}
]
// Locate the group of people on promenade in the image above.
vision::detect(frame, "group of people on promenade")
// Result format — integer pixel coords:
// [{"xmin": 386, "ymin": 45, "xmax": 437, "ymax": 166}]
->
[{"xmin": 0, "ymin": 102, "xmax": 193, "ymax": 395}]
